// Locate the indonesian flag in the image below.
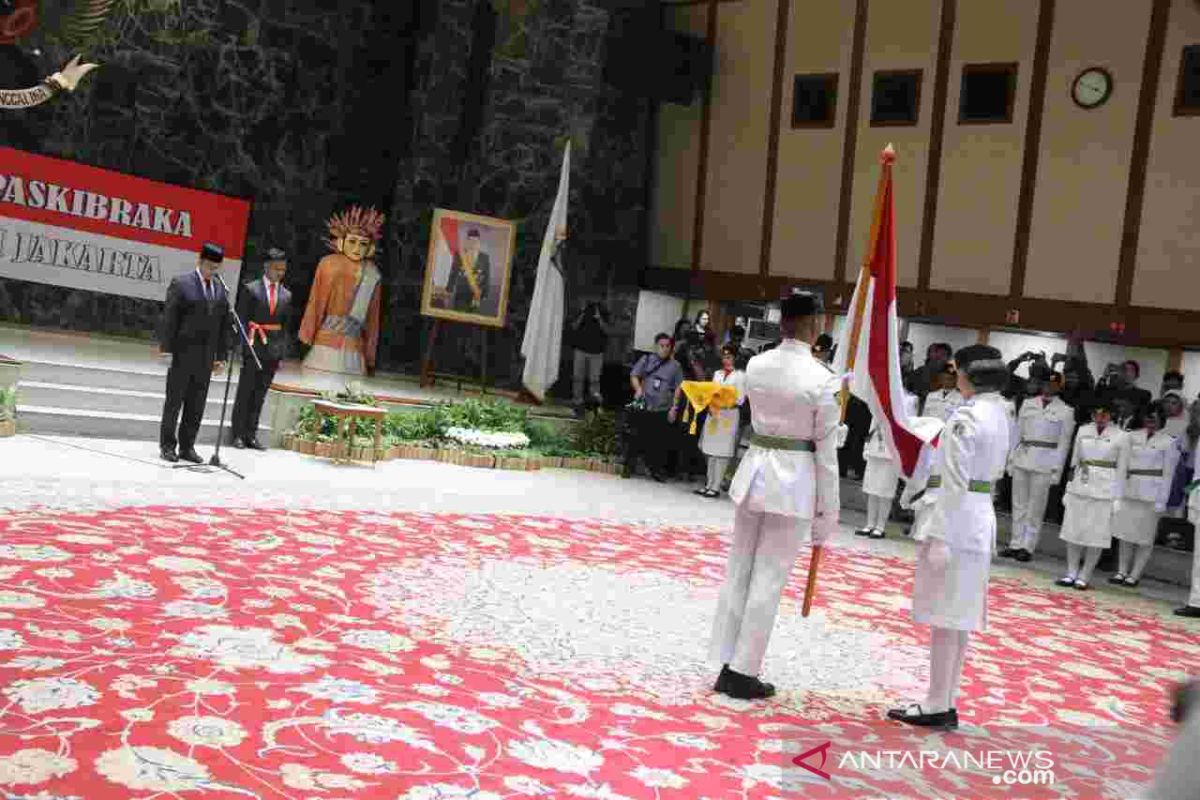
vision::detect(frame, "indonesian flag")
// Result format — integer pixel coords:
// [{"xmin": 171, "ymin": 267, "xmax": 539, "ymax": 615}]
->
[
  {"xmin": 833, "ymin": 145, "xmax": 938, "ymax": 480},
  {"xmin": 520, "ymin": 141, "xmax": 570, "ymax": 401},
  {"xmin": 439, "ymin": 215, "xmax": 461, "ymax": 259}
]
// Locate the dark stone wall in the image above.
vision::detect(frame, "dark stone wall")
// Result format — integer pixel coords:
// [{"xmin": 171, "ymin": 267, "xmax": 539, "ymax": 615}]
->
[{"xmin": 0, "ymin": 0, "xmax": 653, "ymax": 395}]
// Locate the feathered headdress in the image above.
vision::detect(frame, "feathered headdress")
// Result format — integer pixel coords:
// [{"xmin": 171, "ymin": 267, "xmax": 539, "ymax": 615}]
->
[{"xmin": 326, "ymin": 206, "xmax": 385, "ymax": 251}]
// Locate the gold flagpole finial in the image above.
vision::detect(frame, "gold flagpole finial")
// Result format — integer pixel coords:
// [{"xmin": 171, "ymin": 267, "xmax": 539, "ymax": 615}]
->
[{"xmin": 881, "ymin": 143, "xmax": 896, "ymax": 164}]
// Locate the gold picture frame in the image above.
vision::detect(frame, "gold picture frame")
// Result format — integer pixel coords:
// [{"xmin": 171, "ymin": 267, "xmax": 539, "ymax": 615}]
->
[{"xmin": 420, "ymin": 208, "xmax": 516, "ymax": 329}]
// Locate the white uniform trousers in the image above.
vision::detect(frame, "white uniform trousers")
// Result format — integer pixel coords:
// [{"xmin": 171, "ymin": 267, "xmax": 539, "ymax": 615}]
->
[
  {"xmin": 709, "ymin": 504, "xmax": 810, "ymax": 676},
  {"xmin": 1009, "ymin": 468, "xmax": 1055, "ymax": 552},
  {"xmin": 1190, "ymin": 543, "xmax": 1200, "ymax": 608}
]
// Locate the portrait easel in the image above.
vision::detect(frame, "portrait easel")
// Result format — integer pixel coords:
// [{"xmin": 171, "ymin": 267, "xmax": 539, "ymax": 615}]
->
[{"xmin": 419, "ymin": 317, "xmax": 491, "ymax": 393}]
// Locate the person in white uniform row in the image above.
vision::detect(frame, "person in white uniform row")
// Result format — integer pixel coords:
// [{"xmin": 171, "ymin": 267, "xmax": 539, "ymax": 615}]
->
[
  {"xmin": 709, "ymin": 293, "xmax": 841, "ymax": 700},
  {"xmin": 921, "ymin": 364, "xmax": 963, "ymax": 421},
  {"xmin": 858, "ymin": 392, "xmax": 918, "ymax": 539},
  {"xmin": 695, "ymin": 344, "xmax": 746, "ymax": 498},
  {"xmin": 1111, "ymin": 402, "xmax": 1178, "ymax": 588},
  {"xmin": 1004, "ymin": 371, "xmax": 1075, "ymax": 563},
  {"xmin": 1057, "ymin": 399, "xmax": 1131, "ymax": 591},
  {"xmin": 889, "ymin": 345, "xmax": 1011, "ymax": 730},
  {"xmin": 1178, "ymin": 445, "xmax": 1200, "ymax": 618}
]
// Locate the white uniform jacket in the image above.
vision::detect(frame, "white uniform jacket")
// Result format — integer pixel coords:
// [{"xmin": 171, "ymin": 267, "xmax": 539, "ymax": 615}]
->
[
  {"xmin": 1065, "ymin": 424, "xmax": 1131, "ymax": 501},
  {"xmin": 1124, "ymin": 429, "xmax": 1178, "ymax": 509},
  {"xmin": 864, "ymin": 393, "xmax": 920, "ymax": 461},
  {"xmin": 924, "ymin": 393, "xmax": 1011, "ymax": 554},
  {"xmin": 922, "ymin": 389, "xmax": 964, "ymax": 422},
  {"xmin": 1009, "ymin": 396, "xmax": 1075, "ymax": 478},
  {"xmin": 728, "ymin": 339, "xmax": 841, "ymax": 539}
]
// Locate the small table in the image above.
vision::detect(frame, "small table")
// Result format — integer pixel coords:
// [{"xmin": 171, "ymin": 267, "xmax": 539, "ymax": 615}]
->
[{"xmin": 312, "ymin": 400, "xmax": 386, "ymax": 466}]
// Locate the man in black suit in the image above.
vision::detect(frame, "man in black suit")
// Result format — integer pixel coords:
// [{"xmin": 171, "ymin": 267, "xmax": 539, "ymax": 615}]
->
[
  {"xmin": 445, "ymin": 228, "xmax": 492, "ymax": 313},
  {"xmin": 158, "ymin": 242, "xmax": 232, "ymax": 463},
  {"xmin": 231, "ymin": 248, "xmax": 292, "ymax": 450}
]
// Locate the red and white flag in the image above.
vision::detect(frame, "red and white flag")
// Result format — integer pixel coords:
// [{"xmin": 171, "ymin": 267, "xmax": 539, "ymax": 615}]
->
[{"xmin": 833, "ymin": 145, "xmax": 938, "ymax": 480}]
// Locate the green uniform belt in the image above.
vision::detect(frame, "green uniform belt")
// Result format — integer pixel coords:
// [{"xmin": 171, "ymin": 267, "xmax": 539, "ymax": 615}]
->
[
  {"xmin": 749, "ymin": 433, "xmax": 815, "ymax": 452},
  {"xmin": 909, "ymin": 474, "xmax": 990, "ymax": 502},
  {"xmin": 1021, "ymin": 440, "xmax": 1057, "ymax": 448},
  {"xmin": 1128, "ymin": 468, "xmax": 1163, "ymax": 477},
  {"xmin": 1083, "ymin": 459, "xmax": 1118, "ymax": 468}
]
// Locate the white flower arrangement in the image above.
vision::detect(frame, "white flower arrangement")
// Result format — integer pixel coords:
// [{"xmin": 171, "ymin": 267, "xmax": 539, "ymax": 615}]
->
[{"xmin": 444, "ymin": 426, "xmax": 530, "ymax": 450}]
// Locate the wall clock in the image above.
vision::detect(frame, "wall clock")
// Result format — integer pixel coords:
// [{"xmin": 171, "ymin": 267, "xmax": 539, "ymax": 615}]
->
[{"xmin": 1072, "ymin": 67, "xmax": 1112, "ymax": 109}]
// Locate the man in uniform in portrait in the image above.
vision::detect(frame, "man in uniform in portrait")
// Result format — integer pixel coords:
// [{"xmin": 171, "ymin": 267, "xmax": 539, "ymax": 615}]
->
[{"xmin": 446, "ymin": 228, "xmax": 492, "ymax": 314}]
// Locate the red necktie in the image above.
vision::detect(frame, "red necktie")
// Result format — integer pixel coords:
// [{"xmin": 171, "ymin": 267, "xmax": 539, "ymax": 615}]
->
[{"xmin": 268, "ymin": 282, "xmax": 277, "ymax": 315}]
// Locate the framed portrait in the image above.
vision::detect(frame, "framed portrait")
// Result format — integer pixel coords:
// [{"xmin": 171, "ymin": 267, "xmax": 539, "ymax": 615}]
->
[{"xmin": 420, "ymin": 208, "xmax": 516, "ymax": 329}]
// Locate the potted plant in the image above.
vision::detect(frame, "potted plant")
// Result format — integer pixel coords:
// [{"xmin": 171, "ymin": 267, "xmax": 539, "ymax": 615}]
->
[{"xmin": 0, "ymin": 385, "xmax": 16, "ymax": 438}]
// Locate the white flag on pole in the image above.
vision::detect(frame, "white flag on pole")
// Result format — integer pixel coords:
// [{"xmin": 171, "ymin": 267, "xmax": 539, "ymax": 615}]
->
[{"xmin": 520, "ymin": 141, "xmax": 570, "ymax": 401}]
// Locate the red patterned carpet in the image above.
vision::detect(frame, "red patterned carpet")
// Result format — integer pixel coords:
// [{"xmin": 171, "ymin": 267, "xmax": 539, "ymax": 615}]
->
[{"xmin": 0, "ymin": 507, "xmax": 1191, "ymax": 799}]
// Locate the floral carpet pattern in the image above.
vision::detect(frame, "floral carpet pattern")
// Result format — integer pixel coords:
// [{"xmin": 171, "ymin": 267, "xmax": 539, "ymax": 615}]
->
[{"xmin": 0, "ymin": 507, "xmax": 1193, "ymax": 799}]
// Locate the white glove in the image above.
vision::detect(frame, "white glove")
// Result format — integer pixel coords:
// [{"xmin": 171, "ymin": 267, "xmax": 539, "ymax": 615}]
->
[
  {"xmin": 923, "ymin": 538, "xmax": 951, "ymax": 570},
  {"xmin": 835, "ymin": 424, "xmax": 849, "ymax": 448},
  {"xmin": 1113, "ymin": 499, "xmax": 1123, "ymax": 514},
  {"xmin": 1155, "ymin": 502, "xmax": 1167, "ymax": 514}
]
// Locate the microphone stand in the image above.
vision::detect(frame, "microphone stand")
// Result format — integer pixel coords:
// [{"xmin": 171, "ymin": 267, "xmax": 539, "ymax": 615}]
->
[{"xmin": 174, "ymin": 272, "xmax": 261, "ymax": 479}]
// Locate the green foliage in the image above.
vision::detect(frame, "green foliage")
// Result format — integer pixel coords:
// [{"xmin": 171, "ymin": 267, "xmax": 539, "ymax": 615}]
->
[
  {"xmin": 382, "ymin": 411, "xmax": 444, "ymax": 444},
  {"xmin": 437, "ymin": 399, "xmax": 527, "ymax": 433},
  {"xmin": 0, "ymin": 386, "xmax": 16, "ymax": 422},
  {"xmin": 525, "ymin": 420, "xmax": 570, "ymax": 451},
  {"xmin": 569, "ymin": 410, "xmax": 618, "ymax": 457}
]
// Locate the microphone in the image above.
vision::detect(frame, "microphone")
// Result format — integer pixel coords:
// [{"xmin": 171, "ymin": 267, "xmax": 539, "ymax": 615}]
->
[{"xmin": 213, "ymin": 273, "xmax": 229, "ymax": 292}]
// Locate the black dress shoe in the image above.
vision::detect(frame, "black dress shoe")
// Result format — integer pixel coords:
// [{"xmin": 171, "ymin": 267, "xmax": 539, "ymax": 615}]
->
[
  {"xmin": 719, "ymin": 668, "xmax": 776, "ymax": 700},
  {"xmin": 160, "ymin": 448, "xmax": 179, "ymax": 463},
  {"xmin": 179, "ymin": 450, "xmax": 204, "ymax": 464},
  {"xmin": 1000, "ymin": 547, "xmax": 1017, "ymax": 558},
  {"xmin": 246, "ymin": 439, "xmax": 267, "ymax": 451},
  {"xmin": 232, "ymin": 439, "xmax": 246, "ymax": 450},
  {"xmin": 887, "ymin": 704, "xmax": 958, "ymax": 730},
  {"xmin": 713, "ymin": 665, "xmax": 732, "ymax": 693},
  {"xmin": 1055, "ymin": 576, "xmax": 1076, "ymax": 587},
  {"xmin": 1014, "ymin": 549, "xmax": 1032, "ymax": 563},
  {"xmin": 1175, "ymin": 606, "xmax": 1200, "ymax": 618},
  {"xmin": 854, "ymin": 527, "xmax": 873, "ymax": 537}
]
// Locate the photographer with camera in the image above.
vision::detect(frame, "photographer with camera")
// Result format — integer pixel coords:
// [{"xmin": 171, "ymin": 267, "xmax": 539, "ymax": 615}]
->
[{"xmin": 569, "ymin": 302, "xmax": 610, "ymax": 415}]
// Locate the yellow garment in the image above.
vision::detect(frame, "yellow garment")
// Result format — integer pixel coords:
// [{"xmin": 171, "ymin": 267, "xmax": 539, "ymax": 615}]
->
[{"xmin": 680, "ymin": 381, "xmax": 739, "ymax": 435}]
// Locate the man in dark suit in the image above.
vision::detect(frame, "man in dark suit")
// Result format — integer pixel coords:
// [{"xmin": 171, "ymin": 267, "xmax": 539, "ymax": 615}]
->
[
  {"xmin": 158, "ymin": 242, "xmax": 232, "ymax": 463},
  {"xmin": 445, "ymin": 228, "xmax": 492, "ymax": 313},
  {"xmin": 231, "ymin": 248, "xmax": 292, "ymax": 450}
]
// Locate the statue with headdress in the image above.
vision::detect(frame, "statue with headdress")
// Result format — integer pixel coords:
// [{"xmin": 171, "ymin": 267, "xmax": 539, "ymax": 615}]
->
[{"xmin": 298, "ymin": 205, "xmax": 385, "ymax": 377}]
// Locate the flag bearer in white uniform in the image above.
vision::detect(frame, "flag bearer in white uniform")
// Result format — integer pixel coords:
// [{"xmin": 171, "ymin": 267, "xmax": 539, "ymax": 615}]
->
[
  {"xmin": 922, "ymin": 365, "xmax": 963, "ymax": 421},
  {"xmin": 709, "ymin": 293, "xmax": 840, "ymax": 700},
  {"xmin": 1112, "ymin": 402, "xmax": 1178, "ymax": 588},
  {"xmin": 858, "ymin": 392, "xmax": 918, "ymax": 539},
  {"xmin": 1004, "ymin": 373, "xmax": 1075, "ymax": 562},
  {"xmin": 1057, "ymin": 400, "xmax": 1130, "ymax": 591},
  {"xmin": 888, "ymin": 345, "xmax": 1010, "ymax": 730}
]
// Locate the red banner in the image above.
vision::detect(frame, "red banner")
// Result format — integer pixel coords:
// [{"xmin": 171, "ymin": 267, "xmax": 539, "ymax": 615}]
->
[{"xmin": 0, "ymin": 147, "xmax": 252, "ymax": 301}]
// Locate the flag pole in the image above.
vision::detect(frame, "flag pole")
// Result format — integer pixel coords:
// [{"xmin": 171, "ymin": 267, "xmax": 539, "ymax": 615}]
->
[{"xmin": 803, "ymin": 143, "xmax": 895, "ymax": 618}]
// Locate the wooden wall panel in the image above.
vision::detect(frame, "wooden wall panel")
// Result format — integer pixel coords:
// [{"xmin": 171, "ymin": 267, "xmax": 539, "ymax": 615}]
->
[
  {"xmin": 929, "ymin": 0, "xmax": 1038, "ymax": 295},
  {"xmin": 769, "ymin": 0, "xmax": 858, "ymax": 281},
  {"xmin": 1132, "ymin": 0, "xmax": 1200, "ymax": 309},
  {"xmin": 845, "ymin": 0, "xmax": 942, "ymax": 288},
  {"xmin": 649, "ymin": 6, "xmax": 708, "ymax": 270},
  {"xmin": 699, "ymin": 0, "xmax": 774, "ymax": 274},
  {"xmin": 1023, "ymin": 0, "xmax": 1148, "ymax": 304}
]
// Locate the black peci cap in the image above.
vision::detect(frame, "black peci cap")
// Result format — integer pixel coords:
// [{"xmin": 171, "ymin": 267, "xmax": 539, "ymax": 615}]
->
[
  {"xmin": 780, "ymin": 291, "xmax": 823, "ymax": 320},
  {"xmin": 199, "ymin": 242, "xmax": 225, "ymax": 263}
]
